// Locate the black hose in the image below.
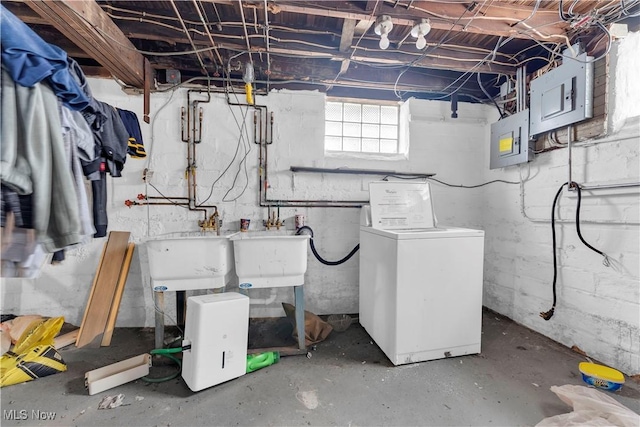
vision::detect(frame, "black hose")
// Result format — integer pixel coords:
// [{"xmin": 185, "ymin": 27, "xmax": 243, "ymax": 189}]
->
[
  {"xmin": 296, "ymin": 226, "xmax": 359, "ymax": 266},
  {"xmin": 540, "ymin": 182, "xmax": 609, "ymax": 321}
]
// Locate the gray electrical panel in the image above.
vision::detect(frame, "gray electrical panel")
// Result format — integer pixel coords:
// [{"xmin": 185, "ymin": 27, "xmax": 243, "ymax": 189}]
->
[
  {"xmin": 490, "ymin": 109, "xmax": 533, "ymax": 169},
  {"xmin": 529, "ymin": 51, "xmax": 594, "ymax": 136}
]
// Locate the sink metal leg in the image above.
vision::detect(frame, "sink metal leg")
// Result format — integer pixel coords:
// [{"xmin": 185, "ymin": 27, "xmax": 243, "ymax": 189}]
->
[
  {"xmin": 294, "ymin": 285, "xmax": 305, "ymax": 350},
  {"xmin": 176, "ymin": 290, "xmax": 186, "ymax": 331},
  {"xmin": 154, "ymin": 291, "xmax": 165, "ymax": 350}
]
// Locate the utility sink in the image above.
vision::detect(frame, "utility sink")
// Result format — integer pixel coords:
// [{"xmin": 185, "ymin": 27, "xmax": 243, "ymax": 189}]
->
[
  {"xmin": 146, "ymin": 231, "xmax": 238, "ymax": 292},
  {"xmin": 231, "ymin": 231, "xmax": 310, "ymax": 289}
]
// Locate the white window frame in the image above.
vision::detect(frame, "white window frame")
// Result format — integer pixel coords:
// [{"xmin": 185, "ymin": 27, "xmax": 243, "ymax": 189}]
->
[{"xmin": 324, "ymin": 98, "xmax": 408, "ymax": 160}]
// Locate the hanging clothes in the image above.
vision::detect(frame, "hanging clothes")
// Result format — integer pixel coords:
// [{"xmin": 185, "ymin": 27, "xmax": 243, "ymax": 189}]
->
[
  {"xmin": 91, "ymin": 101, "xmax": 130, "ymax": 178},
  {"xmin": 68, "ymin": 58, "xmax": 106, "ymax": 130},
  {"xmin": 1, "ymin": 69, "xmax": 82, "ymax": 252},
  {"xmin": 0, "ymin": 4, "xmax": 89, "ymax": 112},
  {"xmin": 60, "ymin": 106, "xmax": 96, "ymax": 241},
  {"xmin": 117, "ymin": 108, "xmax": 147, "ymax": 158}
]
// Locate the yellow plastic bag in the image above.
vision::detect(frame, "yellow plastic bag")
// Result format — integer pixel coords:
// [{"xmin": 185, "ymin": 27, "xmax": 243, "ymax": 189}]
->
[{"xmin": 0, "ymin": 317, "xmax": 67, "ymax": 387}]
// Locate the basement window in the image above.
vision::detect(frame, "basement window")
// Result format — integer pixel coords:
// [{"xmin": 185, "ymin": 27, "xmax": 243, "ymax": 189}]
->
[{"xmin": 325, "ymin": 100, "xmax": 400, "ymax": 154}]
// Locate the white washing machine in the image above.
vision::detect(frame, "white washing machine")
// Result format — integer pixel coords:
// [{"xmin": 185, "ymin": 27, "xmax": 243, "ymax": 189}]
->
[{"xmin": 359, "ymin": 225, "xmax": 485, "ymax": 365}]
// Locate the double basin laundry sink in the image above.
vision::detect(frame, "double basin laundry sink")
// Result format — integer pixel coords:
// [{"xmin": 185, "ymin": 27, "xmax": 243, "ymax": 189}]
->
[{"xmin": 146, "ymin": 230, "xmax": 310, "ymax": 291}]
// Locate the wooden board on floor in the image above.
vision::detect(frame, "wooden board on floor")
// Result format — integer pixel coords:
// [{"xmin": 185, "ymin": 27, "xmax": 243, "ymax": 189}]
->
[
  {"xmin": 54, "ymin": 329, "xmax": 79, "ymax": 349},
  {"xmin": 76, "ymin": 231, "xmax": 130, "ymax": 348},
  {"xmin": 101, "ymin": 242, "xmax": 135, "ymax": 347}
]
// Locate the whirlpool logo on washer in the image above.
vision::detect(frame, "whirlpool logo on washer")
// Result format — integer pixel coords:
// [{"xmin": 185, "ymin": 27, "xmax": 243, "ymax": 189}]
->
[{"xmin": 239, "ymin": 283, "xmax": 253, "ymax": 289}]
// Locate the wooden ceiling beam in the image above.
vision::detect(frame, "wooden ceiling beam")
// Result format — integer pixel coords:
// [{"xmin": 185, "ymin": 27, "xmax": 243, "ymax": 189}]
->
[
  {"xmin": 267, "ymin": 57, "xmax": 482, "ymax": 95},
  {"xmin": 339, "ymin": 18, "xmax": 357, "ymax": 52},
  {"xmin": 118, "ymin": 26, "xmax": 514, "ymax": 75},
  {"xmin": 24, "ymin": 0, "xmax": 152, "ymax": 121},
  {"xmin": 23, "ymin": 0, "xmax": 147, "ymax": 88},
  {"xmin": 206, "ymin": 0, "xmax": 568, "ymax": 41}
]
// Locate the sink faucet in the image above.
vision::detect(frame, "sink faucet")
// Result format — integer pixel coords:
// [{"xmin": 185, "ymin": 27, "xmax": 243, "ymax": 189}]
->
[
  {"xmin": 264, "ymin": 211, "xmax": 284, "ymax": 230},
  {"xmin": 198, "ymin": 211, "xmax": 219, "ymax": 232}
]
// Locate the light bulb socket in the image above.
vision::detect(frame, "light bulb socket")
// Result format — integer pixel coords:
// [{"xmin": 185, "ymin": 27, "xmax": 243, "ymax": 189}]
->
[
  {"xmin": 374, "ymin": 15, "xmax": 394, "ymax": 36},
  {"xmin": 410, "ymin": 18, "xmax": 431, "ymax": 40},
  {"xmin": 243, "ymin": 62, "xmax": 255, "ymax": 84}
]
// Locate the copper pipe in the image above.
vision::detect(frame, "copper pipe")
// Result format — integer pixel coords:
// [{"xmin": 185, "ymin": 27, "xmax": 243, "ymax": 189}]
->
[
  {"xmin": 267, "ymin": 111, "xmax": 273, "ymax": 144},
  {"xmin": 146, "ymin": 196, "xmax": 190, "ymax": 200},
  {"xmin": 192, "ymin": 141, "xmax": 198, "ymax": 206},
  {"xmin": 181, "ymin": 107, "xmax": 189, "ymax": 142},
  {"xmin": 192, "ymin": 104, "xmax": 198, "ymax": 144}
]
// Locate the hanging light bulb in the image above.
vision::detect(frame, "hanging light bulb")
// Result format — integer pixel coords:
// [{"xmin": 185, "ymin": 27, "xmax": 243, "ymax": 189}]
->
[
  {"xmin": 243, "ymin": 62, "xmax": 255, "ymax": 105},
  {"xmin": 416, "ymin": 33, "xmax": 427, "ymax": 50},
  {"xmin": 374, "ymin": 15, "xmax": 393, "ymax": 50},
  {"xmin": 379, "ymin": 32, "xmax": 390, "ymax": 50},
  {"xmin": 411, "ymin": 19, "xmax": 431, "ymax": 50}
]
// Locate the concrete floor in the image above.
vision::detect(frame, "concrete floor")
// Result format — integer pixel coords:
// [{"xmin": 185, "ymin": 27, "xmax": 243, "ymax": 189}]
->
[{"xmin": 1, "ymin": 310, "xmax": 639, "ymax": 427}]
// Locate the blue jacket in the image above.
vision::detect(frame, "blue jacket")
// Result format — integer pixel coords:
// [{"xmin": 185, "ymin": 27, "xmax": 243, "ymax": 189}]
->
[{"xmin": 1, "ymin": 5, "xmax": 89, "ymax": 111}]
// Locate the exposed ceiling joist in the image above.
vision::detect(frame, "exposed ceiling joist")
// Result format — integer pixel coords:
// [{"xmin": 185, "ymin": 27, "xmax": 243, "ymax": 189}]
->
[
  {"xmin": 340, "ymin": 18, "xmax": 357, "ymax": 52},
  {"xmin": 117, "ymin": 28, "xmax": 515, "ymax": 75},
  {"xmin": 23, "ymin": 0, "xmax": 152, "ymax": 120},
  {"xmin": 354, "ymin": 19, "xmax": 375, "ymax": 36},
  {"xmin": 24, "ymin": 0, "xmax": 147, "ymax": 88},
  {"xmin": 207, "ymin": 0, "xmax": 568, "ymax": 41}
]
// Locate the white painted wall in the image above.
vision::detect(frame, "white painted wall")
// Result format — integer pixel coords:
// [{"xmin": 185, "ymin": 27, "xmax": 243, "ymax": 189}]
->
[
  {"xmin": 1, "ymin": 34, "xmax": 637, "ymax": 375},
  {"xmin": 0, "ymin": 81, "xmax": 489, "ymax": 330},
  {"xmin": 481, "ymin": 32, "xmax": 640, "ymax": 375}
]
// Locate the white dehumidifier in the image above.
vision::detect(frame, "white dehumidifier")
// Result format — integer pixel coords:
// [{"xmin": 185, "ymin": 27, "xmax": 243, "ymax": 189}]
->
[{"xmin": 181, "ymin": 292, "xmax": 249, "ymax": 392}]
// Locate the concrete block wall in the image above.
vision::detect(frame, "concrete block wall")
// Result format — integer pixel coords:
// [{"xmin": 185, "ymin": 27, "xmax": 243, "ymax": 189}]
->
[
  {"xmin": 0, "ymin": 82, "xmax": 489, "ymax": 329},
  {"xmin": 1, "ymin": 32, "xmax": 637, "ymax": 375},
  {"xmin": 481, "ymin": 32, "xmax": 640, "ymax": 375}
]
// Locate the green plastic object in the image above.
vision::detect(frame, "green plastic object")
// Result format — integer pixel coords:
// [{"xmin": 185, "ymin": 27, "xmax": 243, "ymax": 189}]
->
[{"xmin": 246, "ymin": 351, "xmax": 280, "ymax": 373}]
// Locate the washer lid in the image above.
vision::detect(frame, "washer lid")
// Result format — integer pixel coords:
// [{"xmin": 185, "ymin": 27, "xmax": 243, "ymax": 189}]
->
[{"xmin": 360, "ymin": 225, "xmax": 484, "ymax": 240}]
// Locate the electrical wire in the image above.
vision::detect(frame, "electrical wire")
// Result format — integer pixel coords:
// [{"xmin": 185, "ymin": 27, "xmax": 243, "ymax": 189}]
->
[
  {"xmin": 428, "ymin": 177, "xmax": 519, "ymax": 188},
  {"xmin": 510, "ymin": 0, "xmax": 541, "ymax": 27},
  {"xmin": 393, "ymin": 5, "xmax": 470, "ymax": 99},
  {"xmin": 477, "ymin": 72, "xmax": 505, "ymax": 118},
  {"xmin": 148, "ymin": 182, "xmax": 192, "ymax": 209},
  {"xmin": 221, "ymin": 96, "xmax": 253, "ymax": 202},
  {"xmin": 146, "ymin": 87, "xmax": 176, "ymax": 172},
  {"xmin": 523, "ymin": 21, "xmax": 612, "ymax": 63},
  {"xmin": 539, "ymin": 182, "xmax": 610, "ymax": 321},
  {"xmin": 573, "ymin": 184, "xmax": 610, "ymax": 265},
  {"xmin": 222, "ymin": 62, "xmax": 253, "ymax": 202},
  {"xmin": 195, "ymin": 105, "xmax": 250, "ymax": 206},
  {"xmin": 196, "ymin": 62, "xmax": 255, "ymax": 206},
  {"xmin": 539, "ymin": 183, "xmax": 565, "ymax": 321}
]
